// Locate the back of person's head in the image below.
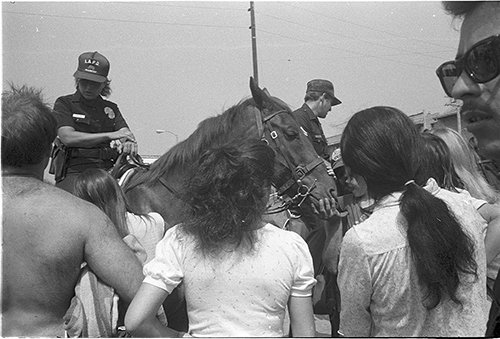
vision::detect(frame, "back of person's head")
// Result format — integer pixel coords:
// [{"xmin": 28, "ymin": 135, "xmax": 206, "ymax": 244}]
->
[
  {"xmin": 341, "ymin": 106, "xmax": 477, "ymax": 309},
  {"xmin": 2, "ymin": 84, "xmax": 56, "ymax": 167},
  {"xmin": 442, "ymin": 1, "xmax": 488, "ymax": 18},
  {"xmin": 73, "ymin": 168, "xmax": 129, "ymax": 238},
  {"xmin": 430, "ymin": 126, "xmax": 499, "ymax": 203},
  {"xmin": 340, "ymin": 106, "xmax": 420, "ymax": 200},
  {"xmin": 180, "ymin": 140, "xmax": 275, "ymax": 256},
  {"xmin": 421, "ymin": 132, "xmax": 464, "ymax": 192}
]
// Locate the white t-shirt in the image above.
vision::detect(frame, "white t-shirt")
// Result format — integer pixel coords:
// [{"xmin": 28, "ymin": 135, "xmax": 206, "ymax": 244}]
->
[{"xmin": 143, "ymin": 223, "xmax": 316, "ymax": 337}]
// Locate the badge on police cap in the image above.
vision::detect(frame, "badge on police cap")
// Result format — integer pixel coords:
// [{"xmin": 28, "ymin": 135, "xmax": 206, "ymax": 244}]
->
[{"xmin": 104, "ymin": 107, "xmax": 115, "ymax": 119}]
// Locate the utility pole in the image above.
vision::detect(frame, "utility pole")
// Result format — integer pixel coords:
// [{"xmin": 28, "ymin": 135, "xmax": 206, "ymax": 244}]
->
[{"xmin": 249, "ymin": 1, "xmax": 259, "ymax": 85}]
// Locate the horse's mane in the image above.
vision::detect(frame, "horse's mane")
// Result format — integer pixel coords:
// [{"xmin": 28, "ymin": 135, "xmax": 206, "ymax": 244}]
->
[{"xmin": 126, "ymin": 98, "xmax": 257, "ymax": 188}]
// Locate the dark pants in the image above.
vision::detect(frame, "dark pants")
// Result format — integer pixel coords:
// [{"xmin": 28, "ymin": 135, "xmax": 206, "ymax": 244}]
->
[
  {"xmin": 55, "ymin": 172, "xmax": 81, "ymax": 194},
  {"xmin": 301, "ymin": 216, "xmax": 341, "ymax": 337},
  {"xmin": 56, "ymin": 160, "xmax": 114, "ymax": 194}
]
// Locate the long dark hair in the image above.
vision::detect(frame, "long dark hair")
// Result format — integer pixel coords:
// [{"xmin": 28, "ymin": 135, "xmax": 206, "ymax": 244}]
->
[
  {"xmin": 73, "ymin": 168, "xmax": 130, "ymax": 238},
  {"xmin": 340, "ymin": 106, "xmax": 477, "ymax": 309},
  {"xmin": 179, "ymin": 140, "xmax": 275, "ymax": 257}
]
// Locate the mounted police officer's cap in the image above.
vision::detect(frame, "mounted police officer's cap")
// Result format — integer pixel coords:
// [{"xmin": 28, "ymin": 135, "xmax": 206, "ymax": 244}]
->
[
  {"xmin": 74, "ymin": 51, "xmax": 110, "ymax": 83},
  {"xmin": 306, "ymin": 79, "xmax": 342, "ymax": 106}
]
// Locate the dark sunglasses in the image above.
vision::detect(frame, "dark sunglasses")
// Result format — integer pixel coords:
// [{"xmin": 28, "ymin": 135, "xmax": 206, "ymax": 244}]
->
[{"xmin": 436, "ymin": 34, "xmax": 500, "ymax": 97}]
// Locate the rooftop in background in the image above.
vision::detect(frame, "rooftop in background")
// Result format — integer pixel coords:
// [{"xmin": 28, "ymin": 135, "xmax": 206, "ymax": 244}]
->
[{"xmin": 327, "ymin": 106, "xmax": 462, "ymax": 149}]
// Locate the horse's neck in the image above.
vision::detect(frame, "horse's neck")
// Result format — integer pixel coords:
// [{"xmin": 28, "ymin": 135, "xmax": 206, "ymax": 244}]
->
[{"xmin": 153, "ymin": 169, "xmax": 188, "ymax": 227}]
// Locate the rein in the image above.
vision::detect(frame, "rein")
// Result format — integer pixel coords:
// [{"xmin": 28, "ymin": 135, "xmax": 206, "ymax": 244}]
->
[
  {"xmin": 124, "ymin": 104, "xmax": 324, "ymax": 215},
  {"xmin": 254, "ymin": 107, "xmax": 323, "ymax": 214}
]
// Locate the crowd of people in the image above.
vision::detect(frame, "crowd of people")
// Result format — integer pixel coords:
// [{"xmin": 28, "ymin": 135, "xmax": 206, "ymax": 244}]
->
[{"xmin": 3, "ymin": 1, "xmax": 500, "ymax": 337}]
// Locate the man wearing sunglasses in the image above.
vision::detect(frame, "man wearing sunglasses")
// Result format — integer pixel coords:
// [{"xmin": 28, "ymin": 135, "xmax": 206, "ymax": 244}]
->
[
  {"xmin": 437, "ymin": 2, "xmax": 500, "ymax": 167},
  {"xmin": 439, "ymin": 3, "xmax": 500, "ymax": 336}
]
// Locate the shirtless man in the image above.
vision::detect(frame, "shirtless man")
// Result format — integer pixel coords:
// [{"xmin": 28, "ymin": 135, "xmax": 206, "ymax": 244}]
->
[{"xmin": 1, "ymin": 84, "xmax": 144, "ymax": 336}]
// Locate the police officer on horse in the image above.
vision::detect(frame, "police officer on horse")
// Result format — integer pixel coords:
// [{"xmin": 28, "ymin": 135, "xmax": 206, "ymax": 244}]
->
[{"xmin": 50, "ymin": 51, "xmax": 138, "ymax": 193}]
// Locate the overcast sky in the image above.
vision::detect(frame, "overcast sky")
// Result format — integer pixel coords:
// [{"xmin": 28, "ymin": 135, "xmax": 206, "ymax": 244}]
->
[{"xmin": 3, "ymin": 1, "xmax": 462, "ymax": 156}]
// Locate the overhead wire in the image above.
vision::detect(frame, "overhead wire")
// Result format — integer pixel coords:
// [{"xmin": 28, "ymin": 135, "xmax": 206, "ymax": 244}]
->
[
  {"xmin": 5, "ymin": 5, "xmax": 449, "ymax": 69},
  {"xmin": 5, "ymin": 6, "xmax": 444, "ymax": 70},
  {"xmin": 257, "ymin": 28, "xmax": 436, "ymax": 70},
  {"xmin": 257, "ymin": 11, "xmax": 448, "ymax": 61},
  {"xmin": 122, "ymin": 2, "xmax": 244, "ymax": 12},
  {"xmin": 3, "ymin": 10, "xmax": 246, "ymax": 29},
  {"xmin": 285, "ymin": 2, "xmax": 454, "ymax": 50}
]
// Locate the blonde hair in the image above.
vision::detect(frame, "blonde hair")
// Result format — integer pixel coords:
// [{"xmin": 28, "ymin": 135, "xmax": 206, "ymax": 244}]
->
[{"xmin": 430, "ymin": 126, "xmax": 499, "ymax": 203}]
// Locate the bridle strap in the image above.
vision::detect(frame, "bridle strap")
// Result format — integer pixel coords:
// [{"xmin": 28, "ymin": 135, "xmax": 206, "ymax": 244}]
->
[
  {"xmin": 276, "ymin": 156, "xmax": 323, "ymax": 196},
  {"xmin": 255, "ymin": 106, "xmax": 325, "ymax": 198},
  {"xmin": 254, "ymin": 107, "xmax": 265, "ymax": 138},
  {"xmin": 158, "ymin": 176, "xmax": 181, "ymax": 198}
]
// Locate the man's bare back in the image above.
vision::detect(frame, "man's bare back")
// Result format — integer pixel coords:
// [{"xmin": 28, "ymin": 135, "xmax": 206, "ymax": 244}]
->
[{"xmin": 2, "ymin": 176, "xmax": 144, "ymax": 337}]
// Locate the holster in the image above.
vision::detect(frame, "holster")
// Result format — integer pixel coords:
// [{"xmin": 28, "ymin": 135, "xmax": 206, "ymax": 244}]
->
[{"xmin": 49, "ymin": 138, "xmax": 72, "ymax": 182}]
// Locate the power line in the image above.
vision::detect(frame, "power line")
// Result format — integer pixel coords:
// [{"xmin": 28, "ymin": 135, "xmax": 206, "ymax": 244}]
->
[
  {"xmin": 123, "ymin": 2, "xmax": 245, "ymax": 12},
  {"xmin": 3, "ymin": 10, "xmax": 246, "ymax": 29},
  {"xmin": 257, "ymin": 28, "xmax": 436, "ymax": 70},
  {"xmin": 257, "ymin": 11, "xmax": 447, "ymax": 61},
  {"xmin": 285, "ymin": 3, "xmax": 454, "ymax": 50}
]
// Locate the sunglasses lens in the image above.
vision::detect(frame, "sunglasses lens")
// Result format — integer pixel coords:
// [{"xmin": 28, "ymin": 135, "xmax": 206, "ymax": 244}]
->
[
  {"xmin": 437, "ymin": 62, "xmax": 459, "ymax": 96},
  {"xmin": 467, "ymin": 40, "xmax": 499, "ymax": 83}
]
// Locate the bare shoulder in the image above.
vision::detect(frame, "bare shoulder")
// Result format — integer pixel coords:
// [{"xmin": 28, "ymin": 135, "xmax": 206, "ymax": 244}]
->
[
  {"xmin": 2, "ymin": 177, "xmax": 139, "ymax": 336},
  {"xmin": 3, "ymin": 177, "xmax": 112, "ymax": 237}
]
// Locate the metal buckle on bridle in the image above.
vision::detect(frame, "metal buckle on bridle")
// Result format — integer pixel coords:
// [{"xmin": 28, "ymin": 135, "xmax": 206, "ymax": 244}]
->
[{"xmin": 295, "ymin": 166, "xmax": 307, "ymax": 180}]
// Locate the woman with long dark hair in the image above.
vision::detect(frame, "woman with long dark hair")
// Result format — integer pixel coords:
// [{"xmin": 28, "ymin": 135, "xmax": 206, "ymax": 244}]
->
[
  {"xmin": 337, "ymin": 106, "xmax": 488, "ymax": 336},
  {"xmin": 73, "ymin": 168, "xmax": 165, "ymax": 264},
  {"xmin": 125, "ymin": 140, "xmax": 316, "ymax": 337}
]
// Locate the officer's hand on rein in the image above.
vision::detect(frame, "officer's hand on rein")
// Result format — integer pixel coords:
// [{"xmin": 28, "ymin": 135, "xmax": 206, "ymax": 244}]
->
[
  {"xmin": 121, "ymin": 140, "xmax": 138, "ymax": 156},
  {"xmin": 112, "ymin": 129, "xmax": 136, "ymax": 143}
]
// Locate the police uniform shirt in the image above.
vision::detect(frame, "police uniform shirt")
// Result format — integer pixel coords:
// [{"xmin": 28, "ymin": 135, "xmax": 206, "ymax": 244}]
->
[
  {"xmin": 53, "ymin": 91, "xmax": 129, "ymax": 149},
  {"xmin": 52, "ymin": 91, "xmax": 129, "ymax": 171},
  {"xmin": 292, "ymin": 103, "xmax": 329, "ymax": 160}
]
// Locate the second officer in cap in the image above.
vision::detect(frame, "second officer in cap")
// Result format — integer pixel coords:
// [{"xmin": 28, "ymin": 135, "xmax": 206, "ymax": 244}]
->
[
  {"xmin": 292, "ymin": 79, "xmax": 341, "ymax": 161},
  {"xmin": 291, "ymin": 79, "xmax": 343, "ymax": 336},
  {"xmin": 51, "ymin": 51, "xmax": 138, "ymax": 193}
]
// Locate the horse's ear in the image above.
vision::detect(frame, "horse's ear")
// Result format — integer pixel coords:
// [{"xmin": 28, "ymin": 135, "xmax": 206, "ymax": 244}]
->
[{"xmin": 249, "ymin": 76, "xmax": 266, "ymax": 109}]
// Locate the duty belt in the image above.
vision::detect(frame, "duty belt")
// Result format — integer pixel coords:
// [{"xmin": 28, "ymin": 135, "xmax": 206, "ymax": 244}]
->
[{"xmin": 70, "ymin": 147, "xmax": 118, "ymax": 160}]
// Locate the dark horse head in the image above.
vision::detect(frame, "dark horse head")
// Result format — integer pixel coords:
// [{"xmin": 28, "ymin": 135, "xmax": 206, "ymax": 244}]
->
[{"xmin": 123, "ymin": 78, "xmax": 337, "ymax": 227}]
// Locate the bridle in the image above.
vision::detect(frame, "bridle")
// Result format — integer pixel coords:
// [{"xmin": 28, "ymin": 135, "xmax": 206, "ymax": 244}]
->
[
  {"xmin": 124, "ymin": 104, "xmax": 325, "ymax": 214},
  {"xmin": 254, "ymin": 106, "xmax": 324, "ymax": 213}
]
